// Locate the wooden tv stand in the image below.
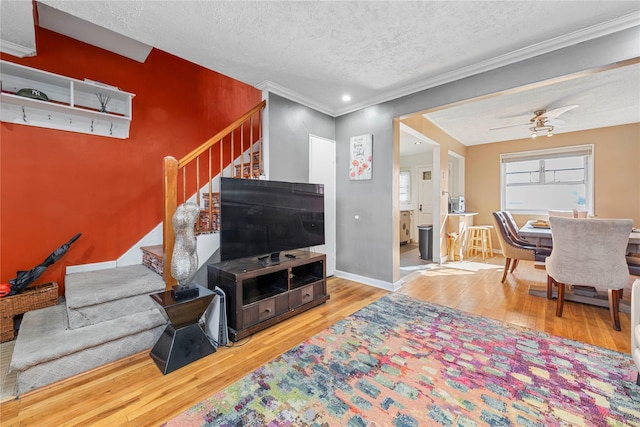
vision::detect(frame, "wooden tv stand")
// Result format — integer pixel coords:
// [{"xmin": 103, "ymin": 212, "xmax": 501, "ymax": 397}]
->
[{"xmin": 207, "ymin": 250, "xmax": 329, "ymax": 341}]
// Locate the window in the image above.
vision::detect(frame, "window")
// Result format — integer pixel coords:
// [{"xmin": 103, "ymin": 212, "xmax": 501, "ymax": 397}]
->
[
  {"xmin": 399, "ymin": 170, "xmax": 411, "ymax": 204},
  {"xmin": 501, "ymin": 145, "xmax": 593, "ymax": 214}
]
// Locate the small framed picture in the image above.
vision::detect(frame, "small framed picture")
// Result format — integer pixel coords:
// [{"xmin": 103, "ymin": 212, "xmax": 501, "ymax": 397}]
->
[{"xmin": 349, "ymin": 134, "xmax": 373, "ymax": 180}]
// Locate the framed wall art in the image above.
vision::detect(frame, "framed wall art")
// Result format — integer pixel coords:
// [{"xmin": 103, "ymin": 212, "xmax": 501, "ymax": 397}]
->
[{"xmin": 349, "ymin": 134, "xmax": 373, "ymax": 180}]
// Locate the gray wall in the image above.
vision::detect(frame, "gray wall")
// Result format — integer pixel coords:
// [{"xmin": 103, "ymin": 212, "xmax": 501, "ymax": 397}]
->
[
  {"xmin": 335, "ymin": 104, "xmax": 397, "ymax": 283},
  {"xmin": 267, "ymin": 93, "xmax": 335, "ymax": 182},
  {"xmin": 334, "ymin": 26, "xmax": 640, "ymax": 286},
  {"xmin": 199, "ymin": 27, "xmax": 640, "ymax": 289},
  {"xmin": 193, "ymin": 93, "xmax": 335, "ymax": 285}
]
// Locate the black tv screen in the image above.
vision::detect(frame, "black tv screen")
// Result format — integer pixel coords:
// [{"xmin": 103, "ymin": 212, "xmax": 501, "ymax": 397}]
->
[{"xmin": 220, "ymin": 178, "xmax": 325, "ymax": 261}]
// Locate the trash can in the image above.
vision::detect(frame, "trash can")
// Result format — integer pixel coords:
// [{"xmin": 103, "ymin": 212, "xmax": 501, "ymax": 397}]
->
[{"xmin": 417, "ymin": 224, "xmax": 433, "ymax": 261}]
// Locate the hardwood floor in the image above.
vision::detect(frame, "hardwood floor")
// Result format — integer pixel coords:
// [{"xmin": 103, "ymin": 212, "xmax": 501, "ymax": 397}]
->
[{"xmin": 1, "ymin": 256, "xmax": 634, "ymax": 426}]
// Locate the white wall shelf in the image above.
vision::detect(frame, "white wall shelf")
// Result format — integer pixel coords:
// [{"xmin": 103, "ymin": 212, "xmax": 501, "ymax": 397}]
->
[{"xmin": 0, "ymin": 60, "xmax": 135, "ymax": 139}]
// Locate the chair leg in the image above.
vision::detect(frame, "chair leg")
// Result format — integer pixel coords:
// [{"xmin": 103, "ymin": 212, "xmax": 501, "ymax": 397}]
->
[
  {"xmin": 608, "ymin": 289, "xmax": 622, "ymax": 331},
  {"xmin": 510, "ymin": 259, "xmax": 519, "ymax": 273},
  {"xmin": 556, "ymin": 282, "xmax": 565, "ymax": 317},
  {"xmin": 501, "ymin": 258, "xmax": 511, "ymax": 283},
  {"xmin": 547, "ymin": 275, "xmax": 554, "ymax": 299}
]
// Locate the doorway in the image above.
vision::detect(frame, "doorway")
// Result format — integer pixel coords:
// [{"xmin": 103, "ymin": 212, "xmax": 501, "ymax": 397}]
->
[
  {"xmin": 398, "ymin": 124, "xmax": 441, "ymax": 279},
  {"xmin": 309, "ymin": 135, "xmax": 336, "ymax": 276}
]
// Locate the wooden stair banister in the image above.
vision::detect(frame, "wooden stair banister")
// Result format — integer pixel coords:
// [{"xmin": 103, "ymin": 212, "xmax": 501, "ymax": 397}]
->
[{"xmin": 162, "ymin": 100, "xmax": 266, "ymax": 289}]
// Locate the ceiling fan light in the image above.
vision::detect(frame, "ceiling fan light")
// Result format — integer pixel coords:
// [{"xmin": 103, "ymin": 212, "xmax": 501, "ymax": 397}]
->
[{"xmin": 546, "ymin": 126, "xmax": 554, "ymax": 137}]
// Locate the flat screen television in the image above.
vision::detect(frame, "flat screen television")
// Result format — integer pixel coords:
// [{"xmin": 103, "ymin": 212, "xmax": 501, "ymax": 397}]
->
[{"xmin": 220, "ymin": 178, "xmax": 325, "ymax": 261}]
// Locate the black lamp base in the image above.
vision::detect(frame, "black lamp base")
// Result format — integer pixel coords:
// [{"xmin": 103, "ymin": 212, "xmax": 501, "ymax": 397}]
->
[{"xmin": 172, "ymin": 284, "xmax": 199, "ymax": 300}]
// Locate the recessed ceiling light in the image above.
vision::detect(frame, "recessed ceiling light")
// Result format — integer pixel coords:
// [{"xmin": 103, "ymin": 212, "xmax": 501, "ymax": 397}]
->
[
  {"xmin": 341, "ymin": 94, "xmax": 351, "ymax": 102},
  {"xmin": 414, "ymin": 141, "xmax": 422, "ymax": 145}
]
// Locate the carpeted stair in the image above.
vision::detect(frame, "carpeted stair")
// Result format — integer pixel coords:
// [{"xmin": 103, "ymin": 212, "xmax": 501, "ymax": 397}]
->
[{"xmin": 10, "ymin": 265, "xmax": 168, "ymax": 395}]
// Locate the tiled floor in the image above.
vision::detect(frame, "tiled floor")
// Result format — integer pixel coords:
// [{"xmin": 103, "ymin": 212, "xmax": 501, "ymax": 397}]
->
[
  {"xmin": 0, "ymin": 339, "xmax": 17, "ymax": 402},
  {"xmin": 399, "ymin": 242, "xmax": 437, "ymax": 277}
]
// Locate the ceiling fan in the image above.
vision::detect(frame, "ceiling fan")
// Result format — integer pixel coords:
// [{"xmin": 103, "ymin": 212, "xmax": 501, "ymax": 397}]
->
[{"xmin": 490, "ymin": 104, "xmax": 579, "ymax": 138}]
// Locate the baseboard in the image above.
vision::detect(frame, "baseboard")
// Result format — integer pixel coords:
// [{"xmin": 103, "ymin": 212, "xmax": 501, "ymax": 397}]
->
[{"xmin": 333, "ymin": 270, "xmax": 395, "ymax": 291}]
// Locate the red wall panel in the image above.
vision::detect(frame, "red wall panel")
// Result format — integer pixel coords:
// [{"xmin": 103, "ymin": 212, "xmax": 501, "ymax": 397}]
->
[{"xmin": 0, "ymin": 28, "xmax": 261, "ymax": 291}]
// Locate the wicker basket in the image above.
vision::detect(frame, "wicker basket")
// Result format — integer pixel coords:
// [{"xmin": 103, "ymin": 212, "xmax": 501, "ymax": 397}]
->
[{"xmin": 0, "ymin": 282, "xmax": 59, "ymax": 342}]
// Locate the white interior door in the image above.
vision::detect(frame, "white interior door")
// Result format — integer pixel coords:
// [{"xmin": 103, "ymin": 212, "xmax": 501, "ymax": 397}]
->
[
  {"xmin": 309, "ymin": 135, "xmax": 336, "ymax": 276},
  {"xmin": 417, "ymin": 166, "xmax": 433, "ymax": 228}
]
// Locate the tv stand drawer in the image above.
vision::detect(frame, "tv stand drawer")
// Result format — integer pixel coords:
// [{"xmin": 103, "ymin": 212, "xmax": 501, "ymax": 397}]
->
[
  {"xmin": 290, "ymin": 282, "xmax": 324, "ymax": 308},
  {"xmin": 242, "ymin": 293, "xmax": 288, "ymax": 328}
]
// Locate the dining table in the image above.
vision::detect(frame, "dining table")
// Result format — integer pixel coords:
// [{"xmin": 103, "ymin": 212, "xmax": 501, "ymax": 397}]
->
[
  {"xmin": 519, "ymin": 219, "xmax": 640, "ymax": 254},
  {"xmin": 519, "ymin": 219, "xmax": 638, "ymax": 313}
]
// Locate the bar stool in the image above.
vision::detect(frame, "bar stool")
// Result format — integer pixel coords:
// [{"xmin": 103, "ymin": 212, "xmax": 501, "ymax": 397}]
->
[{"xmin": 466, "ymin": 225, "xmax": 494, "ymax": 261}]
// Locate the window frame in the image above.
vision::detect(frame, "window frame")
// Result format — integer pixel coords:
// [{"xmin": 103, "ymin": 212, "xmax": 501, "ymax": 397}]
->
[{"xmin": 500, "ymin": 144, "xmax": 594, "ymax": 215}]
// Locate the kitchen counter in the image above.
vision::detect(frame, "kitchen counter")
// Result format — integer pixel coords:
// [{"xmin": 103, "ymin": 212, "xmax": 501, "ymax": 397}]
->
[{"xmin": 447, "ymin": 212, "xmax": 477, "ymax": 260}]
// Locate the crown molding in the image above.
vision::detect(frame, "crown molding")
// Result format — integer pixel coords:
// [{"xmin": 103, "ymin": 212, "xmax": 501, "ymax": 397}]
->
[
  {"xmin": 270, "ymin": 12, "xmax": 640, "ymax": 118},
  {"xmin": 255, "ymin": 80, "xmax": 335, "ymax": 116},
  {"xmin": 0, "ymin": 39, "xmax": 36, "ymax": 58}
]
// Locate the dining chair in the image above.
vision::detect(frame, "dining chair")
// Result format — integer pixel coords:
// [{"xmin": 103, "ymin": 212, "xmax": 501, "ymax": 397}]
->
[
  {"xmin": 627, "ymin": 254, "xmax": 640, "ymax": 276},
  {"xmin": 546, "ymin": 217, "xmax": 633, "ymax": 331},
  {"xmin": 502, "ymin": 211, "xmax": 551, "ymax": 248},
  {"xmin": 492, "ymin": 211, "xmax": 551, "ymax": 283}
]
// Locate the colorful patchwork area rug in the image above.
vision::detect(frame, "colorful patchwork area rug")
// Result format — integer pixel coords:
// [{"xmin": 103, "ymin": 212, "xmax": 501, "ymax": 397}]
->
[{"xmin": 164, "ymin": 293, "xmax": 640, "ymax": 426}]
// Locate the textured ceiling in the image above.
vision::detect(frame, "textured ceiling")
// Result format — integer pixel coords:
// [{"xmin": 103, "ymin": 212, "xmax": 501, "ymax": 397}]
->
[
  {"xmin": 1, "ymin": 1, "xmax": 639, "ymax": 146},
  {"xmin": 33, "ymin": 1, "xmax": 640, "ymax": 116},
  {"xmin": 424, "ymin": 62, "xmax": 640, "ymax": 146}
]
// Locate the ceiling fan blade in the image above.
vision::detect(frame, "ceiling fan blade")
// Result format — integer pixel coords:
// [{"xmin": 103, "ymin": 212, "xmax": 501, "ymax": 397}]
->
[
  {"xmin": 489, "ymin": 122, "xmax": 530, "ymax": 131},
  {"xmin": 545, "ymin": 104, "xmax": 579, "ymax": 119},
  {"xmin": 547, "ymin": 118, "xmax": 566, "ymax": 126}
]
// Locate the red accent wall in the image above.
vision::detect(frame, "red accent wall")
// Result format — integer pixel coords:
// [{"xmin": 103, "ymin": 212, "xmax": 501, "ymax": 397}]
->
[{"xmin": 0, "ymin": 28, "xmax": 261, "ymax": 292}]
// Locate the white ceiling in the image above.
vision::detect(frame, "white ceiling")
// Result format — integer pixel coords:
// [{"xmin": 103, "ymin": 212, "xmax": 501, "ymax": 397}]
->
[
  {"xmin": 1, "ymin": 1, "xmax": 639, "ymax": 147},
  {"xmin": 424, "ymin": 62, "xmax": 640, "ymax": 146}
]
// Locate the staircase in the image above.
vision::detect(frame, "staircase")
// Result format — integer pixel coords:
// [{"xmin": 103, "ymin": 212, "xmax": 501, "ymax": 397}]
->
[
  {"xmin": 10, "ymin": 265, "xmax": 167, "ymax": 395},
  {"xmin": 9, "ymin": 101, "xmax": 266, "ymax": 395},
  {"xmin": 161, "ymin": 100, "xmax": 265, "ymax": 287}
]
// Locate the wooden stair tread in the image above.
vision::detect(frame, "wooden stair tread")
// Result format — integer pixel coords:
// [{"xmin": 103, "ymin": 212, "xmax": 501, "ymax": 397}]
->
[{"xmin": 140, "ymin": 245, "xmax": 163, "ymax": 257}]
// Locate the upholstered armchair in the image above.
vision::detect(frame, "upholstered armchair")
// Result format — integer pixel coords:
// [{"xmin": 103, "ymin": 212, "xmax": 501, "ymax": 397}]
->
[
  {"xmin": 546, "ymin": 217, "xmax": 633, "ymax": 331},
  {"xmin": 501, "ymin": 211, "xmax": 552, "ymax": 248},
  {"xmin": 492, "ymin": 211, "xmax": 552, "ymax": 283},
  {"xmin": 632, "ymin": 279, "xmax": 640, "ymax": 385}
]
